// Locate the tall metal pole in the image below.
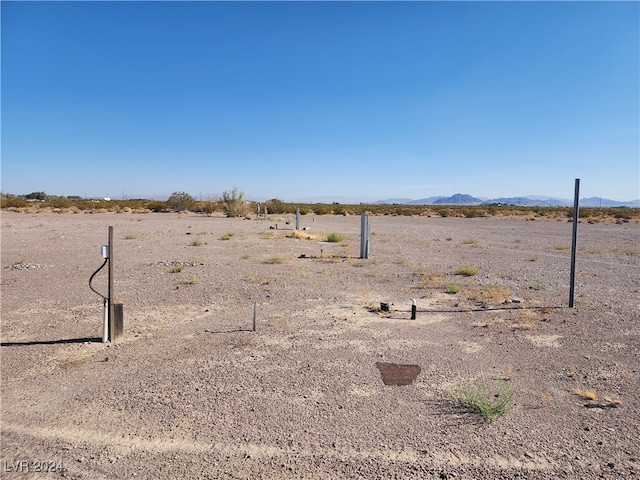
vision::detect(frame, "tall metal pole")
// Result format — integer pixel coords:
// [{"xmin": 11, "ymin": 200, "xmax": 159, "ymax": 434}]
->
[
  {"xmin": 360, "ymin": 212, "xmax": 370, "ymax": 259},
  {"xmin": 569, "ymin": 179, "xmax": 580, "ymax": 308},
  {"xmin": 108, "ymin": 226, "xmax": 114, "ymax": 340}
]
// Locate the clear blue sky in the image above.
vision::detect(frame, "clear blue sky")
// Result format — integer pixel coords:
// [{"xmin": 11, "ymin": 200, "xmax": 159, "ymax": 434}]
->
[{"xmin": 2, "ymin": 1, "xmax": 639, "ymax": 202}]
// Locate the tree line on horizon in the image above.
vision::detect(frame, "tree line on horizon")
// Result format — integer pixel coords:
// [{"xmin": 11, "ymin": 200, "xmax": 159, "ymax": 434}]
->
[{"xmin": 1, "ymin": 189, "xmax": 637, "ymax": 221}]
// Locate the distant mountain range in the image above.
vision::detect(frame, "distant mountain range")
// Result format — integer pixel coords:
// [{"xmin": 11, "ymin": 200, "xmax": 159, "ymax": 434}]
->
[{"xmin": 376, "ymin": 193, "xmax": 640, "ymax": 207}]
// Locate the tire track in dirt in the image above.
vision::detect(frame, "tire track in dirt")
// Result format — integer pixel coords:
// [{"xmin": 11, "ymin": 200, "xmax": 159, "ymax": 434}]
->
[{"xmin": 1, "ymin": 422, "xmax": 555, "ymax": 473}]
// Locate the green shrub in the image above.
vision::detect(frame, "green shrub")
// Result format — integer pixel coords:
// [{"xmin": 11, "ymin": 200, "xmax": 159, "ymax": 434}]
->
[
  {"xmin": 148, "ymin": 201, "xmax": 168, "ymax": 212},
  {"xmin": 453, "ymin": 377, "xmax": 513, "ymax": 421},
  {"xmin": 167, "ymin": 192, "xmax": 196, "ymax": 212},
  {"xmin": 326, "ymin": 232, "xmax": 344, "ymax": 243},
  {"xmin": 219, "ymin": 232, "xmax": 235, "ymax": 241},
  {"xmin": 446, "ymin": 283, "xmax": 460, "ymax": 294},
  {"xmin": 455, "ymin": 266, "xmax": 479, "ymax": 276},
  {"xmin": 312, "ymin": 205, "xmax": 331, "ymax": 215}
]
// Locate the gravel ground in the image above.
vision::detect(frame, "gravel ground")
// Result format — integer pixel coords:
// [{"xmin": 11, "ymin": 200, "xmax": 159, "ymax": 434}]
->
[{"xmin": 1, "ymin": 211, "xmax": 639, "ymax": 479}]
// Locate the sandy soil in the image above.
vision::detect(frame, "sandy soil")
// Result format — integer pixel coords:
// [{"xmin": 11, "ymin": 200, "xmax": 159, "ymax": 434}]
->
[{"xmin": 1, "ymin": 211, "xmax": 639, "ymax": 479}]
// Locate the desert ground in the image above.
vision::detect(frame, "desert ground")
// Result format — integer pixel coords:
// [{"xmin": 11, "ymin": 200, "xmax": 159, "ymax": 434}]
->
[{"xmin": 1, "ymin": 210, "xmax": 639, "ymax": 479}]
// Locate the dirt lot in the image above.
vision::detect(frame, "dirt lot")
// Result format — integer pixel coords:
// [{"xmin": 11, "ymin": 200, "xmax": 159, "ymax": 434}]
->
[{"xmin": 1, "ymin": 211, "xmax": 639, "ymax": 479}]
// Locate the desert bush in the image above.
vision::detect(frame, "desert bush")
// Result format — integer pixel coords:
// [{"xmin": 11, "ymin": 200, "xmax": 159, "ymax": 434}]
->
[
  {"xmin": 311, "ymin": 205, "xmax": 331, "ymax": 215},
  {"xmin": 460, "ymin": 207, "xmax": 485, "ymax": 218},
  {"xmin": 219, "ymin": 232, "xmax": 235, "ymax": 240},
  {"xmin": 145, "ymin": 201, "xmax": 166, "ymax": 212},
  {"xmin": 453, "ymin": 377, "xmax": 513, "ymax": 421},
  {"xmin": 170, "ymin": 265, "xmax": 184, "ymax": 273},
  {"xmin": 446, "ymin": 283, "xmax": 461, "ymax": 294},
  {"xmin": 167, "ymin": 192, "xmax": 196, "ymax": 212},
  {"xmin": 201, "ymin": 200, "xmax": 218, "ymax": 216},
  {"xmin": 0, "ymin": 196, "xmax": 28, "ymax": 208},
  {"xmin": 221, "ymin": 187, "xmax": 250, "ymax": 217},
  {"xmin": 326, "ymin": 232, "xmax": 344, "ymax": 243},
  {"xmin": 265, "ymin": 198, "xmax": 286, "ymax": 214},
  {"xmin": 333, "ymin": 205, "xmax": 351, "ymax": 216},
  {"xmin": 190, "ymin": 239, "xmax": 203, "ymax": 246},
  {"xmin": 49, "ymin": 197, "xmax": 72, "ymax": 209}
]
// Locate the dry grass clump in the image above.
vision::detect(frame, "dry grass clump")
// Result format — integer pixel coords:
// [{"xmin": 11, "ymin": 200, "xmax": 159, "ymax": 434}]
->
[
  {"xmin": 574, "ymin": 389, "xmax": 623, "ymax": 406},
  {"xmin": 455, "ymin": 266, "xmax": 479, "ymax": 276},
  {"xmin": 574, "ymin": 389, "xmax": 598, "ymax": 401},
  {"xmin": 415, "ymin": 268, "xmax": 446, "ymax": 289},
  {"xmin": 467, "ymin": 283, "xmax": 511, "ymax": 304},
  {"xmin": 264, "ymin": 257, "xmax": 285, "ymax": 264},
  {"xmin": 290, "ymin": 230, "xmax": 316, "ymax": 240},
  {"xmin": 510, "ymin": 310, "xmax": 537, "ymax": 330}
]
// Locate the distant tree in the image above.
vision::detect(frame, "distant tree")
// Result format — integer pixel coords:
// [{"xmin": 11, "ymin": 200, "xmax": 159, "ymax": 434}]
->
[
  {"xmin": 221, "ymin": 187, "xmax": 250, "ymax": 217},
  {"xmin": 26, "ymin": 191, "xmax": 47, "ymax": 200},
  {"xmin": 265, "ymin": 198, "xmax": 286, "ymax": 214},
  {"xmin": 167, "ymin": 192, "xmax": 196, "ymax": 212}
]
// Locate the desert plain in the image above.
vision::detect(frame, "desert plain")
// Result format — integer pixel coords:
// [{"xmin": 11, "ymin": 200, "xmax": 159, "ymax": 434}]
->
[{"xmin": 1, "ymin": 210, "xmax": 639, "ymax": 479}]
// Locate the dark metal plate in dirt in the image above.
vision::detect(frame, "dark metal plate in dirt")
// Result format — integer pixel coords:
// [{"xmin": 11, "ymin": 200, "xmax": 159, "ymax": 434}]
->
[{"xmin": 376, "ymin": 362, "xmax": 421, "ymax": 386}]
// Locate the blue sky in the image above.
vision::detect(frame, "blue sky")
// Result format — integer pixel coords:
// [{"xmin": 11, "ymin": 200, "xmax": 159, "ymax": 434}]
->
[{"xmin": 2, "ymin": 1, "xmax": 638, "ymax": 202}]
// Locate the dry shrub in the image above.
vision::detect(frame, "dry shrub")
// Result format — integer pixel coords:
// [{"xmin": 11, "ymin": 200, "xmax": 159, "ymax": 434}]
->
[
  {"xmin": 290, "ymin": 230, "xmax": 316, "ymax": 240},
  {"xmin": 415, "ymin": 268, "xmax": 446, "ymax": 289},
  {"xmin": 574, "ymin": 389, "xmax": 598, "ymax": 401},
  {"xmin": 467, "ymin": 283, "xmax": 511, "ymax": 304},
  {"xmin": 510, "ymin": 310, "xmax": 537, "ymax": 331}
]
